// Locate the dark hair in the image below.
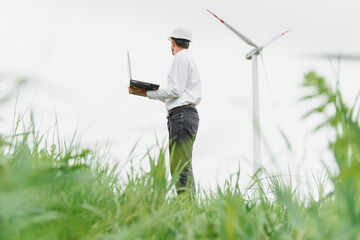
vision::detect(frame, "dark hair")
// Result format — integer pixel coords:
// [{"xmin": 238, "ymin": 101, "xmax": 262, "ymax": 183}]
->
[{"xmin": 172, "ymin": 37, "xmax": 190, "ymax": 49}]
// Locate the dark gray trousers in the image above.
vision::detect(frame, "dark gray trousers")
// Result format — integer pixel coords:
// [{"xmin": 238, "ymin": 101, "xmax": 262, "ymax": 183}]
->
[{"xmin": 167, "ymin": 105, "xmax": 199, "ymax": 196}]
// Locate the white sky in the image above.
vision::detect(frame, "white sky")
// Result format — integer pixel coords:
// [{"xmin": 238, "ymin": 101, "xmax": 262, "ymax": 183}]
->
[{"xmin": 1, "ymin": 0, "xmax": 360, "ymax": 194}]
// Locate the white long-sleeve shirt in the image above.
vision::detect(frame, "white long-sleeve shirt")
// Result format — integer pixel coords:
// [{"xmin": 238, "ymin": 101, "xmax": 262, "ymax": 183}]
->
[{"xmin": 146, "ymin": 49, "xmax": 201, "ymax": 111}]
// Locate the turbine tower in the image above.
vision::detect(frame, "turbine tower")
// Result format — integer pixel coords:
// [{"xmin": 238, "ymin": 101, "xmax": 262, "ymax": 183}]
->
[{"xmin": 207, "ymin": 9, "xmax": 290, "ymax": 173}]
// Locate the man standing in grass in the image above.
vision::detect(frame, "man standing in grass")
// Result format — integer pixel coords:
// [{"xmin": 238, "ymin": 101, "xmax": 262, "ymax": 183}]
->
[{"xmin": 129, "ymin": 27, "xmax": 201, "ymax": 197}]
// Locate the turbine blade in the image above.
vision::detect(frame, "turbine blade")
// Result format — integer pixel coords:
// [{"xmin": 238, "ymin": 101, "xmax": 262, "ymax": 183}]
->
[
  {"xmin": 261, "ymin": 29, "xmax": 291, "ymax": 48},
  {"xmin": 206, "ymin": 9, "xmax": 259, "ymax": 48},
  {"xmin": 304, "ymin": 53, "xmax": 360, "ymax": 61},
  {"xmin": 322, "ymin": 54, "xmax": 360, "ymax": 61},
  {"xmin": 259, "ymin": 53, "xmax": 275, "ymax": 111}
]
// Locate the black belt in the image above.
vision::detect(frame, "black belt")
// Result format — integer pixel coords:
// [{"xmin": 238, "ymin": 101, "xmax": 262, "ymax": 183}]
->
[{"xmin": 168, "ymin": 104, "xmax": 195, "ymax": 115}]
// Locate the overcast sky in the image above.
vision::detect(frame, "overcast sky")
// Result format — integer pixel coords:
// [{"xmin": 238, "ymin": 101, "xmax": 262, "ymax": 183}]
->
[{"xmin": 1, "ymin": 0, "xmax": 360, "ymax": 194}]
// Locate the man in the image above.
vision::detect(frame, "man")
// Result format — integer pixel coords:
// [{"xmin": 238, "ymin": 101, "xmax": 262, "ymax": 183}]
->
[{"xmin": 128, "ymin": 27, "xmax": 201, "ymax": 197}]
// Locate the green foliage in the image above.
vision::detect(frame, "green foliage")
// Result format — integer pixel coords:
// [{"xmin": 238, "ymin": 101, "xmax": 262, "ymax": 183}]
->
[
  {"xmin": 1, "ymin": 71, "xmax": 360, "ymax": 239},
  {"xmin": 302, "ymin": 71, "xmax": 360, "ymax": 239}
]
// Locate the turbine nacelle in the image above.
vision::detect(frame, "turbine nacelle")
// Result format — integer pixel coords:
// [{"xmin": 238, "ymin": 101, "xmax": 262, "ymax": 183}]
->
[{"xmin": 245, "ymin": 47, "xmax": 263, "ymax": 60}]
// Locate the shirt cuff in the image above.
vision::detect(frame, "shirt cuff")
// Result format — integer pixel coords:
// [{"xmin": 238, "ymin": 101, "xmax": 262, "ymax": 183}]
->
[{"xmin": 146, "ymin": 90, "xmax": 155, "ymax": 99}]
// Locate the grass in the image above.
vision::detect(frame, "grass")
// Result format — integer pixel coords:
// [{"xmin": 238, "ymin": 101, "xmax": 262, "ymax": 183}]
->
[{"xmin": 1, "ymin": 71, "xmax": 360, "ymax": 239}]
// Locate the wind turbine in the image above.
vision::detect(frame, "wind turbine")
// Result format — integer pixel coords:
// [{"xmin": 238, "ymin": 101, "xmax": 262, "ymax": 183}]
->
[
  {"xmin": 207, "ymin": 9, "xmax": 291, "ymax": 173},
  {"xmin": 306, "ymin": 53, "xmax": 360, "ymax": 90}
]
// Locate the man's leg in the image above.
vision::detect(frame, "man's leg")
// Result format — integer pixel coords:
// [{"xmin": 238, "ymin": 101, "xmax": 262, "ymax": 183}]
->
[
  {"xmin": 167, "ymin": 107, "xmax": 199, "ymax": 197},
  {"xmin": 170, "ymin": 137, "xmax": 196, "ymax": 195}
]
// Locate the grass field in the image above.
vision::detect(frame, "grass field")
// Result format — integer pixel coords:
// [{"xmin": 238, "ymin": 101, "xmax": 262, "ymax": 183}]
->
[{"xmin": 1, "ymin": 72, "xmax": 360, "ymax": 239}]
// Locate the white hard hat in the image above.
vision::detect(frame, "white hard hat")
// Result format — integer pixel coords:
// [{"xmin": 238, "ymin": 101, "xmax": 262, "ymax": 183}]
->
[{"xmin": 168, "ymin": 27, "xmax": 192, "ymax": 42}]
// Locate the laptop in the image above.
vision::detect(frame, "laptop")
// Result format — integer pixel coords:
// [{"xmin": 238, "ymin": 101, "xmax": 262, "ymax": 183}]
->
[{"xmin": 127, "ymin": 52, "xmax": 160, "ymax": 96}]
